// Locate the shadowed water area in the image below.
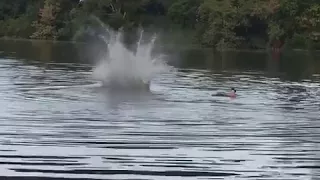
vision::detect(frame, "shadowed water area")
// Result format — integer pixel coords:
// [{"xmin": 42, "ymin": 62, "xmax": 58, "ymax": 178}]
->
[{"xmin": 0, "ymin": 39, "xmax": 319, "ymax": 180}]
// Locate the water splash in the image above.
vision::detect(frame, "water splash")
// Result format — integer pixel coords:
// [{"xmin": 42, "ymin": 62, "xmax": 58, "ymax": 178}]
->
[{"xmin": 91, "ymin": 27, "xmax": 172, "ymax": 90}]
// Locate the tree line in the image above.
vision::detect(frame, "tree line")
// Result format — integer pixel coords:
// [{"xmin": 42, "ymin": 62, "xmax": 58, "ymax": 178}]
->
[{"xmin": 0, "ymin": 0, "xmax": 319, "ymax": 50}]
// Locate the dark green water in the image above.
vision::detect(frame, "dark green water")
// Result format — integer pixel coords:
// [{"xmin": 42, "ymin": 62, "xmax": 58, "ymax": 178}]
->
[
  {"xmin": 1, "ymin": 39, "xmax": 320, "ymax": 80},
  {"xmin": 0, "ymin": 39, "xmax": 319, "ymax": 180}
]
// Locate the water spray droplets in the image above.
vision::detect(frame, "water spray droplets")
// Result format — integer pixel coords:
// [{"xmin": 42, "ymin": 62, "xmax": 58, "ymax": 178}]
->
[{"xmin": 92, "ymin": 27, "xmax": 172, "ymax": 89}]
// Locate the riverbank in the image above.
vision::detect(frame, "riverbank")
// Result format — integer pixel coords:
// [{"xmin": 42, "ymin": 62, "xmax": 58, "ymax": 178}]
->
[{"xmin": 1, "ymin": 37, "xmax": 320, "ymax": 53}]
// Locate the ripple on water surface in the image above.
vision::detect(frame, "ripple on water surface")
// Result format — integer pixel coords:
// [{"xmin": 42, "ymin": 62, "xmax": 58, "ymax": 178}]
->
[{"xmin": 0, "ymin": 59, "xmax": 319, "ymax": 180}]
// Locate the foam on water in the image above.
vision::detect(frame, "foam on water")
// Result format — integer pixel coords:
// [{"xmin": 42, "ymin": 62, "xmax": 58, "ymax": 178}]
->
[{"xmin": 91, "ymin": 27, "xmax": 172, "ymax": 89}]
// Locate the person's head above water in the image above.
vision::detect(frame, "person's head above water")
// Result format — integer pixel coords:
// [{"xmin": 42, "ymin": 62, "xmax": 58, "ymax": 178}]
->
[
  {"xmin": 211, "ymin": 88, "xmax": 237, "ymax": 97},
  {"xmin": 229, "ymin": 88, "xmax": 237, "ymax": 98}
]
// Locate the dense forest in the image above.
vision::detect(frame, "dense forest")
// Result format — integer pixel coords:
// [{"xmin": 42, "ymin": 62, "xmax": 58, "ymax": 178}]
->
[{"xmin": 0, "ymin": 0, "xmax": 319, "ymax": 50}]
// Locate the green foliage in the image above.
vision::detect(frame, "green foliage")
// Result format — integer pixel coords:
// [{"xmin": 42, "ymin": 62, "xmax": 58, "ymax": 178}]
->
[
  {"xmin": 267, "ymin": 21, "xmax": 285, "ymax": 41},
  {"xmin": 0, "ymin": 0, "xmax": 40, "ymax": 38},
  {"xmin": 167, "ymin": 0, "xmax": 200, "ymax": 28},
  {"xmin": 193, "ymin": 0, "xmax": 320, "ymax": 49},
  {"xmin": 30, "ymin": 0, "xmax": 61, "ymax": 40},
  {"xmin": 266, "ymin": 0, "xmax": 320, "ymax": 46},
  {"xmin": 196, "ymin": 0, "xmax": 267, "ymax": 49},
  {"xmin": 0, "ymin": 0, "xmax": 318, "ymax": 50},
  {"xmin": 0, "ymin": 16, "xmax": 34, "ymax": 38}
]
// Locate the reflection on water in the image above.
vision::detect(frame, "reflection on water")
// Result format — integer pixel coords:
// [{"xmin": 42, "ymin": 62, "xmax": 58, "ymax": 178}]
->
[{"xmin": 0, "ymin": 40, "xmax": 319, "ymax": 180}]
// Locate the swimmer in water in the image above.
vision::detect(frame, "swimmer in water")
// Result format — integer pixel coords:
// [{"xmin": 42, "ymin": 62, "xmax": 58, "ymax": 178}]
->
[
  {"xmin": 212, "ymin": 88, "xmax": 237, "ymax": 98},
  {"xmin": 229, "ymin": 88, "xmax": 236, "ymax": 98}
]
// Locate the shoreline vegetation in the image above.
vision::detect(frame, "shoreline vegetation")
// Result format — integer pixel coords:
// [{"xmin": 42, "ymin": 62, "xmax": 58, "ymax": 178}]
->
[{"xmin": 0, "ymin": 0, "xmax": 319, "ymax": 51}]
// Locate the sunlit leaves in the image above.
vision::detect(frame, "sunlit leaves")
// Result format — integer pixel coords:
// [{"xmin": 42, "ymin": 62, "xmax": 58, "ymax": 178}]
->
[
  {"xmin": 267, "ymin": 21, "xmax": 285, "ymax": 40},
  {"xmin": 30, "ymin": 0, "xmax": 61, "ymax": 40}
]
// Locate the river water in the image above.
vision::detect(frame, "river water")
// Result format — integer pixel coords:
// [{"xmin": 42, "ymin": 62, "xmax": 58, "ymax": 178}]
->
[{"xmin": 0, "ymin": 40, "xmax": 319, "ymax": 180}]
